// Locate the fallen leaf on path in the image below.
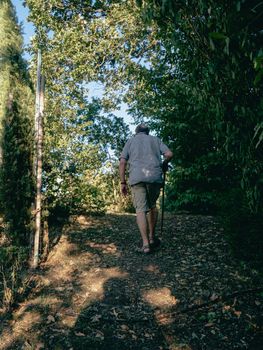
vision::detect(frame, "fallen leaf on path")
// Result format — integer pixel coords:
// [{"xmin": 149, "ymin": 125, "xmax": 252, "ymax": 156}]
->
[
  {"xmin": 75, "ymin": 332, "xmax": 85, "ymax": 336},
  {"xmin": 91, "ymin": 314, "xmax": 101, "ymax": 322},
  {"xmin": 205, "ymin": 322, "xmax": 214, "ymax": 327},
  {"xmin": 47, "ymin": 315, "xmax": 55, "ymax": 323},
  {"xmin": 121, "ymin": 324, "xmax": 129, "ymax": 331},
  {"xmin": 210, "ymin": 293, "xmax": 218, "ymax": 301},
  {"xmin": 95, "ymin": 330, "xmax": 104, "ymax": 340}
]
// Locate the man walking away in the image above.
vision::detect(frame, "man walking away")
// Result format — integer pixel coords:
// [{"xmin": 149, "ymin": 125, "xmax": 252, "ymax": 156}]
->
[{"xmin": 119, "ymin": 124, "xmax": 173, "ymax": 254}]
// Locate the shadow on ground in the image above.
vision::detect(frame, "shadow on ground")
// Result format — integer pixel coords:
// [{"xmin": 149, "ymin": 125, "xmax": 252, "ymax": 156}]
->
[{"xmin": 0, "ymin": 213, "xmax": 262, "ymax": 349}]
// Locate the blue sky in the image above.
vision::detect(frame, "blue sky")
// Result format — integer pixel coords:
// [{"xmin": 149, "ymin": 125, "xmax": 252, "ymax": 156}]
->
[
  {"xmin": 11, "ymin": 0, "xmax": 135, "ymax": 132},
  {"xmin": 12, "ymin": 0, "xmax": 34, "ymax": 54}
]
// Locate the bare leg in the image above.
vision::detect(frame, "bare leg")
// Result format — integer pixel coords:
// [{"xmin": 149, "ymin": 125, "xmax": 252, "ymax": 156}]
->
[
  {"xmin": 136, "ymin": 212, "xmax": 150, "ymax": 249},
  {"xmin": 147, "ymin": 207, "xmax": 158, "ymax": 243}
]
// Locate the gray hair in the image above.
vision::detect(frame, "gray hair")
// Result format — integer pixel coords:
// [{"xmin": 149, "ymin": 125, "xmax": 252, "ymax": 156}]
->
[{"xmin": 135, "ymin": 124, "xmax": 150, "ymax": 135}]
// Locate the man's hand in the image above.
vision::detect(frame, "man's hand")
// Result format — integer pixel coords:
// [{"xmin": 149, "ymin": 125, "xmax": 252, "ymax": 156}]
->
[
  {"xmin": 162, "ymin": 150, "xmax": 173, "ymax": 173},
  {"xmin": 121, "ymin": 183, "xmax": 128, "ymax": 196},
  {"xmin": 162, "ymin": 160, "xmax": 169, "ymax": 173}
]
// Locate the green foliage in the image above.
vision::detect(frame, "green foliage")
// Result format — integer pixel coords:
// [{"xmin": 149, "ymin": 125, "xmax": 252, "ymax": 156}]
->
[
  {"xmin": 0, "ymin": 244, "xmax": 28, "ymax": 267},
  {"xmin": 42, "ymin": 91, "xmax": 131, "ymax": 217},
  {"xmin": 130, "ymin": 1, "xmax": 263, "ymax": 266},
  {"xmin": 94, "ymin": 161, "xmax": 135, "ymax": 213},
  {"xmin": 0, "ymin": 96, "xmax": 34, "ymax": 245},
  {"xmin": 0, "ymin": 0, "xmax": 34, "ymax": 246},
  {"xmin": 25, "ymin": 0, "xmax": 137, "ymax": 216},
  {"xmin": 0, "ymin": 244, "xmax": 28, "ymax": 309},
  {"xmin": 217, "ymin": 188, "xmax": 263, "ymax": 268}
]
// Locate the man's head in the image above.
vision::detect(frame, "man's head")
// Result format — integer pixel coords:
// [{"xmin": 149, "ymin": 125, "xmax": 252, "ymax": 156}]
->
[{"xmin": 135, "ymin": 124, "xmax": 150, "ymax": 135}]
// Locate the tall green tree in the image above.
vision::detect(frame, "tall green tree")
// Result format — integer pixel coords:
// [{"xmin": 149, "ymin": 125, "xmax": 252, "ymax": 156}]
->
[
  {"xmin": 0, "ymin": 0, "xmax": 34, "ymax": 246},
  {"xmin": 25, "ymin": 0, "xmax": 136, "ymax": 217},
  {"xmin": 43, "ymin": 92, "xmax": 131, "ymax": 218},
  {"xmin": 136, "ymin": 0, "xmax": 263, "ymax": 212}
]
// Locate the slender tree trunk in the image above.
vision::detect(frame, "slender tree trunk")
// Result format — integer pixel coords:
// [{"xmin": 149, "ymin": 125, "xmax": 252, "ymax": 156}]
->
[
  {"xmin": 34, "ymin": 50, "xmax": 42, "ymax": 176},
  {"xmin": 32, "ymin": 50, "xmax": 44, "ymax": 269},
  {"xmin": 42, "ymin": 219, "xmax": 49, "ymax": 260}
]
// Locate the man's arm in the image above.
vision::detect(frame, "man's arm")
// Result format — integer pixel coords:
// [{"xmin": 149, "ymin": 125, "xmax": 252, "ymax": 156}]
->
[{"xmin": 119, "ymin": 158, "xmax": 128, "ymax": 195}]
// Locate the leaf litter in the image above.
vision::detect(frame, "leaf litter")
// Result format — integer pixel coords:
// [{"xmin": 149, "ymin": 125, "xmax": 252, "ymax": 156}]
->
[{"xmin": 0, "ymin": 213, "xmax": 262, "ymax": 349}]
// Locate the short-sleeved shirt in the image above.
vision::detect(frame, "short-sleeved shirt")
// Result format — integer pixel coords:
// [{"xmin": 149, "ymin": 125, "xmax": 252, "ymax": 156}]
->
[{"xmin": 120, "ymin": 132, "xmax": 170, "ymax": 185}]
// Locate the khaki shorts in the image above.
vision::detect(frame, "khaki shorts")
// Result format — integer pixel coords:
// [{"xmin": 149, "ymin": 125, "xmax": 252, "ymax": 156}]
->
[{"xmin": 131, "ymin": 182, "xmax": 162, "ymax": 213}]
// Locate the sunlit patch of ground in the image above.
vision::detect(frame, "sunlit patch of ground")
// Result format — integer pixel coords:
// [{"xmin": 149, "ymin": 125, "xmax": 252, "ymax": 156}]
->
[
  {"xmin": 0, "ymin": 311, "xmax": 42, "ymax": 350},
  {"xmin": 142, "ymin": 287, "xmax": 179, "ymax": 309},
  {"xmin": 74, "ymin": 267, "xmax": 128, "ymax": 308},
  {"xmin": 71, "ymin": 215, "xmax": 101, "ymax": 227},
  {"xmin": 143, "ymin": 264, "xmax": 161, "ymax": 274},
  {"xmin": 86, "ymin": 242, "xmax": 120, "ymax": 256}
]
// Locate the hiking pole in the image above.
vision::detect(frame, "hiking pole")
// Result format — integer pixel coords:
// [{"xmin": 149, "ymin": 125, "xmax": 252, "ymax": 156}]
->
[{"xmin": 160, "ymin": 169, "xmax": 166, "ymax": 236}]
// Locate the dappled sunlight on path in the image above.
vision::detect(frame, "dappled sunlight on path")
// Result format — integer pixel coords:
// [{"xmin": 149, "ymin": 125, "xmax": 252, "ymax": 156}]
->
[
  {"xmin": 0, "ymin": 218, "xmax": 129, "ymax": 349},
  {"xmin": 0, "ymin": 213, "xmax": 262, "ymax": 349},
  {"xmin": 142, "ymin": 287, "xmax": 179, "ymax": 309}
]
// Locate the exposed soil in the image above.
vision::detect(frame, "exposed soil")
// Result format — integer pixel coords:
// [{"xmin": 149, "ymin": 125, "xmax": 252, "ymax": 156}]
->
[{"xmin": 0, "ymin": 213, "xmax": 262, "ymax": 349}]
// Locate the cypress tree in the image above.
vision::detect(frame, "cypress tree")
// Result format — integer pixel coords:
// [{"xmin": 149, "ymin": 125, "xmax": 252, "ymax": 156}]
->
[{"xmin": 0, "ymin": 0, "xmax": 34, "ymax": 246}]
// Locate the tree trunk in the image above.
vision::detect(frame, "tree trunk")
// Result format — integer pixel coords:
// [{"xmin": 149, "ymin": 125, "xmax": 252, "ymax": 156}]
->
[{"xmin": 32, "ymin": 50, "xmax": 45, "ymax": 269}]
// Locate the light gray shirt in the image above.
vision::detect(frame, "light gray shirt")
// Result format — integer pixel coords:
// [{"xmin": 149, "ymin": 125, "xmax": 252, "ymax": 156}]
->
[{"xmin": 120, "ymin": 132, "xmax": 170, "ymax": 185}]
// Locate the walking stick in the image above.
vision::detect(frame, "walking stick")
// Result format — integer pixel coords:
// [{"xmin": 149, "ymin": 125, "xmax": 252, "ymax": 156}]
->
[{"xmin": 160, "ymin": 169, "xmax": 166, "ymax": 236}]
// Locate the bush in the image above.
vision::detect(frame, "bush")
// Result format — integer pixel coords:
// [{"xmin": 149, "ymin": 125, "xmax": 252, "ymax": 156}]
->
[
  {"xmin": 166, "ymin": 187, "xmax": 219, "ymax": 214},
  {"xmin": 0, "ymin": 245, "xmax": 28, "ymax": 310},
  {"xmin": 217, "ymin": 188, "xmax": 263, "ymax": 269}
]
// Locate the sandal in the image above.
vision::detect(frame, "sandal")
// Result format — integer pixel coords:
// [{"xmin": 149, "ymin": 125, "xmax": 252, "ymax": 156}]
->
[{"xmin": 138, "ymin": 244, "xmax": 151, "ymax": 254}]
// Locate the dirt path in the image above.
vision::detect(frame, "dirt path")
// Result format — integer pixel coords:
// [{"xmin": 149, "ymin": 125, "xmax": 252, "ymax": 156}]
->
[{"xmin": 0, "ymin": 213, "xmax": 262, "ymax": 349}]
